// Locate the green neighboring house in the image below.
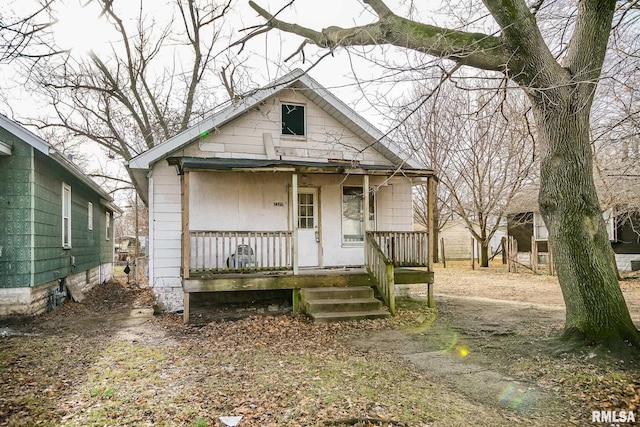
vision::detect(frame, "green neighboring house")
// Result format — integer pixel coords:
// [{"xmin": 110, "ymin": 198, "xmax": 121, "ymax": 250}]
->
[{"xmin": 0, "ymin": 114, "xmax": 121, "ymax": 316}]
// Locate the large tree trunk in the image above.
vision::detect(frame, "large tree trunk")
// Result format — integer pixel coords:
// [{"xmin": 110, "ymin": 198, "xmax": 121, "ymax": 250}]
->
[{"xmin": 533, "ymin": 92, "xmax": 640, "ymax": 344}]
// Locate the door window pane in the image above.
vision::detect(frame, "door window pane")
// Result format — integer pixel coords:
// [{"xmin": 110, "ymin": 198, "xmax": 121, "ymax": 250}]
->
[{"xmin": 298, "ymin": 193, "xmax": 314, "ymax": 229}]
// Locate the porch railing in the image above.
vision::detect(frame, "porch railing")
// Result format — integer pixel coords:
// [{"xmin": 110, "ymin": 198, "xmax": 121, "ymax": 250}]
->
[
  {"xmin": 189, "ymin": 231, "xmax": 292, "ymax": 273},
  {"xmin": 370, "ymin": 231, "xmax": 429, "ymax": 267},
  {"xmin": 365, "ymin": 232, "xmax": 395, "ymax": 315}
]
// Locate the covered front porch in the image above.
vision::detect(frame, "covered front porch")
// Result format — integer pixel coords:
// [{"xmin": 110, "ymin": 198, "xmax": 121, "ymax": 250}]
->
[
  {"xmin": 182, "ymin": 230, "xmax": 434, "ymax": 318},
  {"xmin": 174, "ymin": 157, "xmax": 437, "ymax": 322}
]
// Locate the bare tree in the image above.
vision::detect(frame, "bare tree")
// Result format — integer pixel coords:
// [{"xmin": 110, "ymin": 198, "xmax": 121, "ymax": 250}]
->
[
  {"xmin": 247, "ymin": 0, "xmax": 640, "ymax": 345},
  {"xmin": 22, "ymin": 0, "xmax": 239, "ymax": 191},
  {"xmin": 401, "ymin": 77, "xmax": 535, "ymax": 267},
  {"xmin": 0, "ymin": 0, "xmax": 58, "ymax": 62}
]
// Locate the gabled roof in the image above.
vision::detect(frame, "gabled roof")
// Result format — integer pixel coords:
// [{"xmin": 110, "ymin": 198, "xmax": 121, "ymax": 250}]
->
[
  {"xmin": 0, "ymin": 114, "xmax": 121, "ymax": 213},
  {"xmin": 127, "ymin": 69, "xmax": 420, "ymax": 202}
]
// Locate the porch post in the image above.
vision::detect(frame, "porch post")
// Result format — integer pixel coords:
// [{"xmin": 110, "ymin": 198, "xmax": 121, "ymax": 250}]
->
[
  {"xmin": 427, "ymin": 176, "xmax": 435, "ymax": 271},
  {"xmin": 181, "ymin": 171, "xmax": 190, "ymax": 279},
  {"xmin": 427, "ymin": 176, "xmax": 436, "ymax": 308},
  {"xmin": 363, "ymin": 174, "xmax": 370, "ymax": 233},
  {"xmin": 292, "ymin": 173, "xmax": 299, "ymax": 275}
]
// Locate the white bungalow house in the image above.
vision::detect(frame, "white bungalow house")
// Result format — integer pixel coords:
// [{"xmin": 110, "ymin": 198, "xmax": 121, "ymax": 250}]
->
[{"xmin": 128, "ymin": 69, "xmax": 437, "ymax": 322}]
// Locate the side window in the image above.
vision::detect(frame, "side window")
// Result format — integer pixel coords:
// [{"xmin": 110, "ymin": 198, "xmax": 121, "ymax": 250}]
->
[
  {"xmin": 342, "ymin": 186, "xmax": 375, "ymax": 243},
  {"xmin": 88, "ymin": 202, "xmax": 93, "ymax": 231},
  {"xmin": 533, "ymin": 212, "xmax": 548, "ymax": 240},
  {"xmin": 62, "ymin": 183, "xmax": 72, "ymax": 248},
  {"xmin": 603, "ymin": 208, "xmax": 617, "ymax": 241},
  {"xmin": 281, "ymin": 103, "xmax": 305, "ymax": 136}
]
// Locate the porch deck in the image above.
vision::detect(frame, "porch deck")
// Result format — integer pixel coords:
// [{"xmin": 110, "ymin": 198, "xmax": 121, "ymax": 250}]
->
[
  {"xmin": 181, "ymin": 230, "xmax": 435, "ymax": 323},
  {"xmin": 183, "ymin": 266, "xmax": 433, "ymax": 293}
]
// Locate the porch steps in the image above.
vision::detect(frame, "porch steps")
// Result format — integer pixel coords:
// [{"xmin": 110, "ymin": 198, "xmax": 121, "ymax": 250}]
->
[{"xmin": 300, "ymin": 286, "xmax": 389, "ymax": 323}]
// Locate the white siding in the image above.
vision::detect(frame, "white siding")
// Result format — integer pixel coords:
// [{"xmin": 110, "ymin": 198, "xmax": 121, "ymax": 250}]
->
[
  {"xmin": 184, "ymin": 172, "xmax": 416, "ymax": 268},
  {"xmin": 375, "ymin": 177, "xmax": 414, "ymax": 232},
  {"xmin": 183, "ymin": 89, "xmax": 392, "ymax": 165},
  {"xmin": 439, "ymin": 221, "xmax": 474, "ymax": 259},
  {"xmin": 615, "ymin": 254, "xmax": 640, "ymax": 272},
  {"xmin": 190, "ymin": 172, "xmax": 289, "ymax": 231},
  {"xmin": 438, "ymin": 219, "xmax": 507, "ymax": 260},
  {"xmin": 149, "ymin": 162, "xmax": 183, "ymax": 311}
]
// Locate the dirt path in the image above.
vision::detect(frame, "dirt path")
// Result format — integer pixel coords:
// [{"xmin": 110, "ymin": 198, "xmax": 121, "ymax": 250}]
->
[{"xmin": 354, "ymin": 293, "xmax": 571, "ymax": 426}]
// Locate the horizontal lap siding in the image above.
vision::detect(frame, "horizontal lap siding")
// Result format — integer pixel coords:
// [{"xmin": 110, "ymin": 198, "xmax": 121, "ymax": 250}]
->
[
  {"xmin": 150, "ymin": 163, "xmax": 182, "ymax": 290},
  {"xmin": 189, "ymin": 172, "xmax": 289, "ymax": 231},
  {"xmin": 376, "ymin": 178, "xmax": 414, "ymax": 232},
  {"xmin": 184, "ymin": 90, "xmax": 393, "ymax": 166},
  {"xmin": 439, "ymin": 221, "xmax": 474, "ymax": 259}
]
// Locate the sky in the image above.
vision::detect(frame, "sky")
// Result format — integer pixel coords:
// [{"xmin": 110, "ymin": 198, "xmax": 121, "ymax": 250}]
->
[
  {"xmin": 1, "ymin": 0, "xmax": 449, "ymax": 121},
  {"xmin": 0, "ymin": 0, "xmax": 453, "ymax": 202}
]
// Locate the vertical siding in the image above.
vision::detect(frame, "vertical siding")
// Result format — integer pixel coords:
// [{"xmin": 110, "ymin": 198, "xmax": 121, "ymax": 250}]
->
[{"xmin": 0, "ymin": 135, "xmax": 34, "ymax": 288}]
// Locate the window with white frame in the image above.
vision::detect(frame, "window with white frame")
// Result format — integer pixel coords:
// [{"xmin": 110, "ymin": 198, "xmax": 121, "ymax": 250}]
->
[
  {"xmin": 88, "ymin": 202, "xmax": 93, "ymax": 231},
  {"xmin": 603, "ymin": 207, "xmax": 617, "ymax": 241},
  {"xmin": 533, "ymin": 212, "xmax": 548, "ymax": 240},
  {"xmin": 62, "ymin": 183, "xmax": 72, "ymax": 248},
  {"xmin": 281, "ymin": 103, "xmax": 305, "ymax": 137},
  {"xmin": 105, "ymin": 212, "xmax": 111, "ymax": 240},
  {"xmin": 342, "ymin": 186, "xmax": 375, "ymax": 243}
]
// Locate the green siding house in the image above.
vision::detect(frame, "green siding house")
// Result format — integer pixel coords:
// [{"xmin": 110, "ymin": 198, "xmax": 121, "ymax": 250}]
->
[{"xmin": 0, "ymin": 114, "xmax": 120, "ymax": 315}]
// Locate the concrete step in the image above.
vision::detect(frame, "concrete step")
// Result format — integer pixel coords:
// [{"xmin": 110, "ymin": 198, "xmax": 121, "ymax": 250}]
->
[
  {"xmin": 309, "ymin": 309, "xmax": 390, "ymax": 323},
  {"xmin": 300, "ymin": 286, "xmax": 374, "ymax": 300},
  {"xmin": 305, "ymin": 298, "xmax": 384, "ymax": 314}
]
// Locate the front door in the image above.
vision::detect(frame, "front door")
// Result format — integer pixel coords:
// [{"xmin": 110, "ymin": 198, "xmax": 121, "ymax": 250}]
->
[{"xmin": 297, "ymin": 188, "xmax": 319, "ymax": 267}]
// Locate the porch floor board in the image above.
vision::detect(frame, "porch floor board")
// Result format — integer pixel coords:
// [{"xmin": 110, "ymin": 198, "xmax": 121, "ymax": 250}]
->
[
  {"xmin": 183, "ymin": 267, "xmax": 433, "ymax": 293},
  {"xmin": 184, "ymin": 267, "xmax": 370, "ymax": 293}
]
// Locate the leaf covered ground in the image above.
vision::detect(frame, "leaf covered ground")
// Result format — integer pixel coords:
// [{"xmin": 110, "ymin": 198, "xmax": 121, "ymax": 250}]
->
[{"xmin": 1, "ymin": 266, "xmax": 639, "ymax": 426}]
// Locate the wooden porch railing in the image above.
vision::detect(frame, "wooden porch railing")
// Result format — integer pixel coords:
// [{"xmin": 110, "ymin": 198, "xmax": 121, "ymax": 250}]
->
[
  {"xmin": 365, "ymin": 232, "xmax": 395, "ymax": 315},
  {"xmin": 371, "ymin": 231, "xmax": 429, "ymax": 267},
  {"xmin": 189, "ymin": 231, "xmax": 292, "ymax": 273}
]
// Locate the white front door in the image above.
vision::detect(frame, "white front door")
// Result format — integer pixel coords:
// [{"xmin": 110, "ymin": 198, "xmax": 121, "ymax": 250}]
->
[{"xmin": 297, "ymin": 188, "xmax": 319, "ymax": 267}]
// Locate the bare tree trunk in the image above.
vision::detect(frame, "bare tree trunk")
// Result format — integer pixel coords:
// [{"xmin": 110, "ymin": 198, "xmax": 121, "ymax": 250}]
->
[
  {"xmin": 534, "ymin": 94, "xmax": 639, "ymax": 344},
  {"xmin": 480, "ymin": 243, "xmax": 489, "ymax": 268}
]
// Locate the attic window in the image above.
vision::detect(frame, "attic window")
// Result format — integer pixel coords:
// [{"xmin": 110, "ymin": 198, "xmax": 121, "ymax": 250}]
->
[{"xmin": 281, "ymin": 103, "xmax": 305, "ymax": 136}]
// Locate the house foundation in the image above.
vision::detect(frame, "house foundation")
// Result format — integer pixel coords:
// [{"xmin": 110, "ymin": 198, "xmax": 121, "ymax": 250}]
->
[{"xmin": 0, "ymin": 264, "xmax": 113, "ymax": 316}]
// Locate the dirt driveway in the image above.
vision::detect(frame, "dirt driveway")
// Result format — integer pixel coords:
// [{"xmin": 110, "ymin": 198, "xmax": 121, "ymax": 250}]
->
[{"xmin": 433, "ymin": 261, "xmax": 640, "ymax": 317}]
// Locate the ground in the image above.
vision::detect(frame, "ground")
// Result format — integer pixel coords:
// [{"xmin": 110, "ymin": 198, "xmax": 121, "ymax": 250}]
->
[{"xmin": 1, "ymin": 262, "xmax": 639, "ymax": 426}]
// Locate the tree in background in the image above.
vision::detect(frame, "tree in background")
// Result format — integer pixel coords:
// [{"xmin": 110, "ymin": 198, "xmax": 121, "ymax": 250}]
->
[
  {"xmin": 13, "ymin": 0, "xmax": 246, "ymax": 191},
  {"xmin": 0, "ymin": 1, "xmax": 56, "ymax": 62},
  {"xmin": 401, "ymin": 77, "xmax": 535, "ymax": 267},
  {"xmin": 247, "ymin": 0, "xmax": 640, "ymax": 345}
]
